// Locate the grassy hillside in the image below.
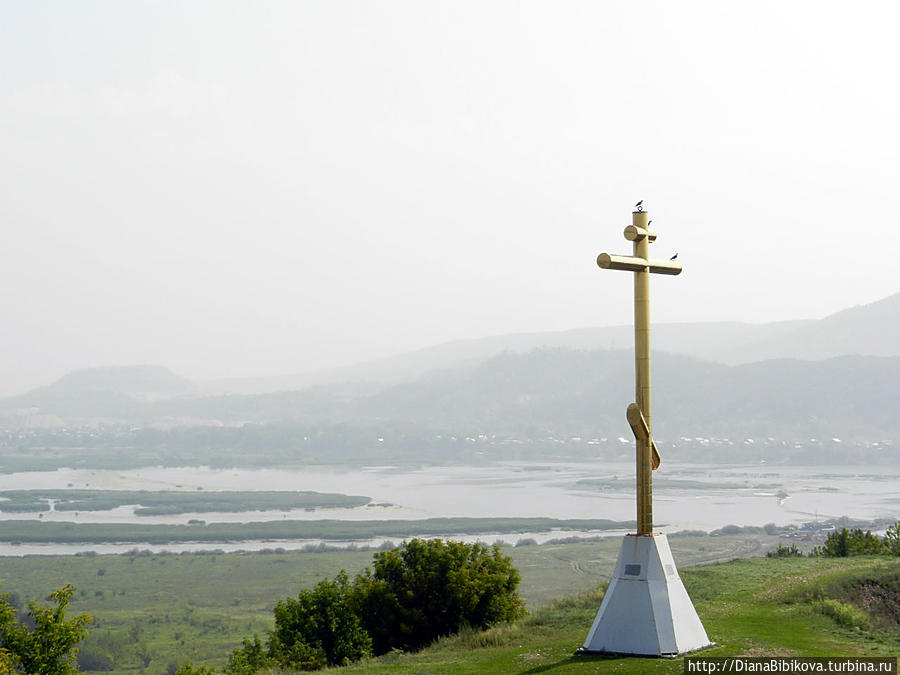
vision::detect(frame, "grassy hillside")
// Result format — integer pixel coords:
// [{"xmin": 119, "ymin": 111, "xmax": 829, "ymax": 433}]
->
[
  {"xmin": 3, "ymin": 536, "xmax": 899, "ymax": 673},
  {"xmin": 0, "ymin": 534, "xmax": 774, "ymax": 673},
  {"xmin": 344, "ymin": 556, "xmax": 900, "ymax": 674}
]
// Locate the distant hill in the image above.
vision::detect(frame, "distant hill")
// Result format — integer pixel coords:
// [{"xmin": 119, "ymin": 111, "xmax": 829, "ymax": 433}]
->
[
  {"xmin": 5, "ymin": 349, "xmax": 898, "ymax": 448},
  {"xmin": 192, "ymin": 321, "xmax": 813, "ymax": 396},
  {"xmin": 195, "ymin": 291, "xmax": 900, "ymax": 396},
  {"xmin": 0, "ymin": 366, "xmax": 192, "ymax": 424},
  {"xmin": 351, "ymin": 349, "xmax": 900, "ymax": 442},
  {"xmin": 41, "ymin": 365, "xmax": 192, "ymax": 397},
  {"xmin": 721, "ymin": 292, "xmax": 900, "ymax": 363}
]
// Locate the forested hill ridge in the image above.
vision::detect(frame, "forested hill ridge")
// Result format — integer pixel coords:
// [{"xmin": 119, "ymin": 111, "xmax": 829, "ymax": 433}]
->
[
  {"xmin": 1, "ymin": 292, "xmax": 898, "ymax": 460},
  {"xmin": 6, "ymin": 290, "xmax": 900, "ymax": 405},
  {"xmin": 2, "ymin": 350, "xmax": 899, "ymax": 450}
]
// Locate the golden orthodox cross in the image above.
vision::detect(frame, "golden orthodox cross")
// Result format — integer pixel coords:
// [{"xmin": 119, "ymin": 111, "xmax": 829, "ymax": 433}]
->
[{"xmin": 596, "ymin": 205, "xmax": 681, "ymax": 535}]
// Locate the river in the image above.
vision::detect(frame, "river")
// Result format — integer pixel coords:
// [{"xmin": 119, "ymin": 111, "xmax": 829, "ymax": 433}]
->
[{"xmin": 1, "ymin": 461, "xmax": 897, "ymax": 555}]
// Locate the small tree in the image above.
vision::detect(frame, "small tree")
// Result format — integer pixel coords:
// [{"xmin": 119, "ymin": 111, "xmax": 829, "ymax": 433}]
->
[
  {"xmin": 268, "ymin": 570, "xmax": 371, "ymax": 669},
  {"xmin": 883, "ymin": 521, "xmax": 900, "ymax": 556},
  {"xmin": 0, "ymin": 585, "xmax": 91, "ymax": 675},
  {"xmin": 352, "ymin": 538, "xmax": 525, "ymax": 654},
  {"xmin": 225, "ymin": 635, "xmax": 276, "ymax": 674},
  {"xmin": 846, "ymin": 529, "xmax": 885, "ymax": 555},
  {"xmin": 818, "ymin": 528, "xmax": 850, "ymax": 557},
  {"xmin": 815, "ymin": 528, "xmax": 885, "ymax": 557}
]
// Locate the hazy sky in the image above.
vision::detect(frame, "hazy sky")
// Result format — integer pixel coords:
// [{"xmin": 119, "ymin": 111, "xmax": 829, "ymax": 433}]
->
[{"xmin": 2, "ymin": 2, "xmax": 899, "ymax": 395}]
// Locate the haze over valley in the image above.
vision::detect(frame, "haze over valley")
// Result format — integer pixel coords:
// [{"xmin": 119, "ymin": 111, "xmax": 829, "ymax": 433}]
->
[
  {"xmin": 3, "ymin": 291, "xmax": 898, "ymax": 467},
  {"xmin": 1, "ymin": 291, "xmax": 898, "ymax": 557}
]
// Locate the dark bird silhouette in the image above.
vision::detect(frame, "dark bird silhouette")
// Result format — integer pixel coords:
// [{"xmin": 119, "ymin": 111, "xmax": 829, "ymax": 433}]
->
[
  {"xmin": 635, "ymin": 200, "xmax": 643, "ymax": 211},
  {"xmin": 669, "ymin": 253, "xmax": 678, "ymax": 261}
]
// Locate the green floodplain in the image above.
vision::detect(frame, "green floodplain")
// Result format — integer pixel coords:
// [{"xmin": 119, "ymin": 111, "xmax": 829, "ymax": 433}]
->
[
  {"xmin": 4, "ymin": 533, "xmax": 899, "ymax": 673},
  {"xmin": 0, "ymin": 489, "xmax": 371, "ymax": 515},
  {"xmin": 0, "ymin": 517, "xmax": 634, "ymax": 544}
]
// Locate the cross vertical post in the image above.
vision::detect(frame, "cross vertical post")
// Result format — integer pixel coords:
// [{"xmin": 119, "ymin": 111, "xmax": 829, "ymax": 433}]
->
[
  {"xmin": 582, "ymin": 205, "xmax": 710, "ymax": 657},
  {"xmin": 596, "ymin": 208, "xmax": 681, "ymax": 535},
  {"xmin": 632, "ymin": 209, "xmax": 653, "ymax": 534}
]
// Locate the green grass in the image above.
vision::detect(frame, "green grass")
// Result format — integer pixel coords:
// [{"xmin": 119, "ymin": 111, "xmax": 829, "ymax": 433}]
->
[
  {"xmin": 0, "ymin": 547, "xmax": 375, "ymax": 672},
  {"xmin": 2, "ymin": 537, "xmax": 896, "ymax": 673},
  {"xmin": 0, "ymin": 534, "xmax": 769, "ymax": 673},
  {"xmin": 341, "ymin": 557, "xmax": 900, "ymax": 674}
]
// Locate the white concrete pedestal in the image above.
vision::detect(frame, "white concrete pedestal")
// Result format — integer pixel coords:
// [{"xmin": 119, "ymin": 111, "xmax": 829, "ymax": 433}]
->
[{"xmin": 581, "ymin": 533, "xmax": 712, "ymax": 656}]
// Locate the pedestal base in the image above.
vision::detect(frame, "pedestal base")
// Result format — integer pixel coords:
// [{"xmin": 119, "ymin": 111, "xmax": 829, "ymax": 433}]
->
[{"xmin": 581, "ymin": 533, "xmax": 712, "ymax": 656}]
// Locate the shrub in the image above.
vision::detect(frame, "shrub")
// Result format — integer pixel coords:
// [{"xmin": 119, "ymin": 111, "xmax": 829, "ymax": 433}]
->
[
  {"xmin": 452, "ymin": 622, "xmax": 519, "ymax": 648},
  {"xmin": 812, "ymin": 599, "xmax": 870, "ymax": 630},
  {"xmin": 352, "ymin": 538, "xmax": 526, "ymax": 654},
  {"xmin": 226, "ymin": 635, "xmax": 278, "ymax": 674},
  {"xmin": 227, "ymin": 538, "xmax": 526, "ymax": 670},
  {"xmin": 767, "ymin": 543, "xmax": 803, "ymax": 558},
  {"xmin": 175, "ymin": 662, "xmax": 217, "ymax": 675},
  {"xmin": 669, "ymin": 530, "xmax": 708, "ymax": 538},
  {"xmin": 268, "ymin": 571, "xmax": 370, "ymax": 668}
]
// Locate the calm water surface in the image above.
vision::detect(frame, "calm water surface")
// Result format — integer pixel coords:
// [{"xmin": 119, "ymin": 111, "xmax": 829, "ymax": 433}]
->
[{"xmin": 1, "ymin": 462, "xmax": 897, "ymax": 555}]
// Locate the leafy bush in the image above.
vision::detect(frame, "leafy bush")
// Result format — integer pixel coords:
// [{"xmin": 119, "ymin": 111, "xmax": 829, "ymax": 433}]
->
[
  {"xmin": 269, "ymin": 571, "xmax": 370, "ymax": 668},
  {"xmin": 767, "ymin": 543, "xmax": 803, "ymax": 558},
  {"xmin": 352, "ymin": 538, "xmax": 526, "ymax": 654},
  {"xmin": 227, "ymin": 572, "xmax": 369, "ymax": 673},
  {"xmin": 225, "ymin": 635, "xmax": 277, "ymax": 674},
  {"xmin": 174, "ymin": 662, "xmax": 217, "ymax": 675},
  {"xmin": 226, "ymin": 538, "xmax": 525, "ymax": 671}
]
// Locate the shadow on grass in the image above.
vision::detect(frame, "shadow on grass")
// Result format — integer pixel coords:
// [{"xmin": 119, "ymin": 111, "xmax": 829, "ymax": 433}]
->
[{"xmin": 521, "ymin": 652, "xmax": 622, "ymax": 673}]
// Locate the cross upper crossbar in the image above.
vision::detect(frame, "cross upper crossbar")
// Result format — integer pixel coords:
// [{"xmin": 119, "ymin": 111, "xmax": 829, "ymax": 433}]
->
[{"xmin": 597, "ymin": 253, "xmax": 682, "ymax": 275}]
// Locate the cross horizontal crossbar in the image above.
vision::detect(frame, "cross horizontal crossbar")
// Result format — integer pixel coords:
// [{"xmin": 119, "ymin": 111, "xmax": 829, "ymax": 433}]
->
[{"xmin": 596, "ymin": 253, "xmax": 682, "ymax": 275}]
